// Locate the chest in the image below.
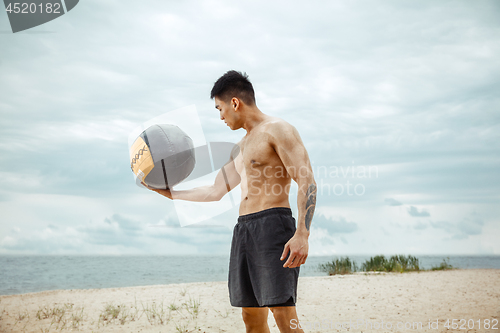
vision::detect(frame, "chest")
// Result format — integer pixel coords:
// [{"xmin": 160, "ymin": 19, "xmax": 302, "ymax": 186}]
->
[{"xmin": 239, "ymin": 132, "xmax": 280, "ymax": 169}]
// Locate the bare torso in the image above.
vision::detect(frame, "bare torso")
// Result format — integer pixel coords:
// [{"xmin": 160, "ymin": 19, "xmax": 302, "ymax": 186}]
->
[{"xmin": 234, "ymin": 117, "xmax": 292, "ymax": 215}]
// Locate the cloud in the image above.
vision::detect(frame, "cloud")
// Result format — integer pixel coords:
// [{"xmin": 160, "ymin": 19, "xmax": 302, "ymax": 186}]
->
[
  {"xmin": 384, "ymin": 198, "xmax": 403, "ymax": 206},
  {"xmin": 456, "ymin": 216, "xmax": 484, "ymax": 236},
  {"xmin": 408, "ymin": 206, "xmax": 430, "ymax": 217},
  {"xmin": 413, "ymin": 221, "xmax": 428, "ymax": 230},
  {"xmin": 430, "ymin": 212, "xmax": 485, "ymax": 240},
  {"xmin": 0, "ymin": 213, "xmax": 232, "ymax": 254},
  {"xmin": 0, "ymin": 0, "xmax": 499, "ymax": 255},
  {"xmin": 105, "ymin": 214, "xmax": 142, "ymax": 231},
  {"xmin": 313, "ymin": 214, "xmax": 358, "ymax": 235},
  {"xmin": 77, "ymin": 215, "xmax": 144, "ymax": 246}
]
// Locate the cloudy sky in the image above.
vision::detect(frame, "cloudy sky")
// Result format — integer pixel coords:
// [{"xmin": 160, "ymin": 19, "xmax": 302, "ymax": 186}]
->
[{"xmin": 1, "ymin": 0, "xmax": 499, "ymax": 256}]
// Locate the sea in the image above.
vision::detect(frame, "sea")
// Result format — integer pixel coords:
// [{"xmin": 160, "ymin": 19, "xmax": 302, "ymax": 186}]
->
[{"xmin": 0, "ymin": 255, "xmax": 499, "ymax": 296}]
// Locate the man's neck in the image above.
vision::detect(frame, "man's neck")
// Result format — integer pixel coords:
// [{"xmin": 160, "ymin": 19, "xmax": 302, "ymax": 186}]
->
[{"xmin": 242, "ymin": 106, "xmax": 267, "ymax": 134}]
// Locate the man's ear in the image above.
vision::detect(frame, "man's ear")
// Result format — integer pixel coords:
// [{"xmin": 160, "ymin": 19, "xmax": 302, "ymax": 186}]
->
[{"xmin": 231, "ymin": 97, "xmax": 240, "ymax": 111}]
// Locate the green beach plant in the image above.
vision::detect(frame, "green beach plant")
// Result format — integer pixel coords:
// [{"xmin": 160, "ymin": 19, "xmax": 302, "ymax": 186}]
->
[
  {"xmin": 319, "ymin": 255, "xmax": 456, "ymax": 275},
  {"xmin": 361, "ymin": 255, "xmax": 420, "ymax": 272},
  {"xmin": 34, "ymin": 303, "xmax": 83, "ymax": 331},
  {"xmin": 431, "ymin": 257, "xmax": 454, "ymax": 270},
  {"xmin": 214, "ymin": 308, "xmax": 230, "ymax": 318},
  {"xmin": 129, "ymin": 297, "xmax": 142, "ymax": 321},
  {"xmin": 70, "ymin": 307, "xmax": 84, "ymax": 329},
  {"xmin": 142, "ymin": 300, "xmax": 170, "ymax": 325},
  {"xmin": 118, "ymin": 307, "xmax": 130, "ymax": 325},
  {"xmin": 16, "ymin": 309, "xmax": 29, "ymax": 322},
  {"xmin": 36, "ymin": 306, "xmax": 50, "ymax": 320},
  {"xmin": 318, "ymin": 256, "xmax": 358, "ymax": 275},
  {"xmin": 175, "ymin": 320, "xmax": 189, "ymax": 333},
  {"xmin": 183, "ymin": 296, "xmax": 200, "ymax": 319},
  {"xmin": 361, "ymin": 255, "xmax": 388, "ymax": 272},
  {"xmin": 98, "ymin": 303, "xmax": 124, "ymax": 326}
]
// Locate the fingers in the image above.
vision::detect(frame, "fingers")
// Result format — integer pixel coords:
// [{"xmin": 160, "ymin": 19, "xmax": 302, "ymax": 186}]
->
[
  {"xmin": 140, "ymin": 182, "xmax": 162, "ymax": 193},
  {"xmin": 295, "ymin": 254, "xmax": 308, "ymax": 267},
  {"xmin": 280, "ymin": 243, "xmax": 290, "ymax": 261},
  {"xmin": 140, "ymin": 182, "xmax": 173, "ymax": 199},
  {"xmin": 283, "ymin": 254, "xmax": 294, "ymax": 268},
  {"xmin": 140, "ymin": 181, "xmax": 152, "ymax": 189},
  {"xmin": 287, "ymin": 255, "xmax": 303, "ymax": 268},
  {"xmin": 283, "ymin": 252, "xmax": 308, "ymax": 268}
]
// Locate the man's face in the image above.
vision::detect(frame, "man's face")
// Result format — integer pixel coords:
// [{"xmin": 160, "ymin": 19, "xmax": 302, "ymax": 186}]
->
[{"xmin": 215, "ymin": 97, "xmax": 237, "ymax": 130}]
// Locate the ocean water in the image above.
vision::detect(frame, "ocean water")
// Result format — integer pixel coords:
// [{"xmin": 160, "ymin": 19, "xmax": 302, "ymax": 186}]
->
[{"xmin": 0, "ymin": 255, "xmax": 499, "ymax": 296}]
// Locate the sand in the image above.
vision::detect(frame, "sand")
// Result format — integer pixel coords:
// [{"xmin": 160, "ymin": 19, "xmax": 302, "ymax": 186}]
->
[{"xmin": 0, "ymin": 269, "xmax": 498, "ymax": 333}]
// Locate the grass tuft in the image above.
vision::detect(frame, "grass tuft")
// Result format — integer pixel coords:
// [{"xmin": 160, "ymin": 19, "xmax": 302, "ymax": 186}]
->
[
  {"xmin": 361, "ymin": 255, "xmax": 420, "ymax": 273},
  {"xmin": 14, "ymin": 296, "xmax": 203, "ymax": 330},
  {"xmin": 183, "ymin": 297, "xmax": 200, "ymax": 319},
  {"xmin": 319, "ymin": 255, "xmax": 457, "ymax": 275},
  {"xmin": 98, "ymin": 303, "xmax": 124, "ymax": 326},
  {"xmin": 431, "ymin": 257, "xmax": 454, "ymax": 270},
  {"xmin": 214, "ymin": 308, "xmax": 230, "ymax": 318},
  {"xmin": 318, "ymin": 256, "xmax": 358, "ymax": 275},
  {"xmin": 175, "ymin": 320, "xmax": 189, "ymax": 332},
  {"xmin": 142, "ymin": 300, "xmax": 170, "ymax": 325}
]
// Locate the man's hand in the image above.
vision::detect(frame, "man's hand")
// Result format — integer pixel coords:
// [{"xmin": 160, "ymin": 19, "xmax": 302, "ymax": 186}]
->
[
  {"xmin": 140, "ymin": 182, "xmax": 173, "ymax": 200},
  {"xmin": 280, "ymin": 232, "xmax": 309, "ymax": 268}
]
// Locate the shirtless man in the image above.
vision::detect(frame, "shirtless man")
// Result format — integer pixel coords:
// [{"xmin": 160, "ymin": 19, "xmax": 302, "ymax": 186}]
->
[{"xmin": 143, "ymin": 70, "xmax": 316, "ymax": 333}]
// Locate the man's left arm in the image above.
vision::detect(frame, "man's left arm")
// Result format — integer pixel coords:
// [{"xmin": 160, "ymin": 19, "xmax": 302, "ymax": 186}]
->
[{"xmin": 270, "ymin": 122, "xmax": 317, "ymax": 268}]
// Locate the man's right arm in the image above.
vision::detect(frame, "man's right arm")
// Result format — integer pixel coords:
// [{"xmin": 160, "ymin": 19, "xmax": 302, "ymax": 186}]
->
[{"xmin": 143, "ymin": 157, "xmax": 241, "ymax": 202}]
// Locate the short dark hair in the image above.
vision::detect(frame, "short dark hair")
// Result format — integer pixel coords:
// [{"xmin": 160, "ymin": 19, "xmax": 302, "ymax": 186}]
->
[{"xmin": 210, "ymin": 70, "xmax": 256, "ymax": 105}]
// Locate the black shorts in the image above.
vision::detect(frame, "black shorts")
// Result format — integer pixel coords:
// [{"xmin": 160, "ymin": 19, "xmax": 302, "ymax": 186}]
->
[{"xmin": 228, "ymin": 207, "xmax": 300, "ymax": 307}]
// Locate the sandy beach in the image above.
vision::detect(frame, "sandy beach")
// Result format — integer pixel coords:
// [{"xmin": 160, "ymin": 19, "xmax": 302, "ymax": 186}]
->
[{"xmin": 1, "ymin": 269, "xmax": 498, "ymax": 333}]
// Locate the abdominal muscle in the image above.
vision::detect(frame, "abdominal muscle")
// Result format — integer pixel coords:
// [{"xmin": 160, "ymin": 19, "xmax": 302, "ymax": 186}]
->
[{"xmin": 236, "ymin": 157, "xmax": 292, "ymax": 216}]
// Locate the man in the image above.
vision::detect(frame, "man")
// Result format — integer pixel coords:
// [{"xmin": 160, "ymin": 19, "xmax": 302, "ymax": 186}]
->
[{"xmin": 143, "ymin": 70, "xmax": 316, "ymax": 333}]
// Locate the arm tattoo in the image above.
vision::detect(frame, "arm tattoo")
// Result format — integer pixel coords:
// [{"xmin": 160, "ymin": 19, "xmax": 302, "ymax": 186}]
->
[{"xmin": 304, "ymin": 183, "xmax": 317, "ymax": 231}]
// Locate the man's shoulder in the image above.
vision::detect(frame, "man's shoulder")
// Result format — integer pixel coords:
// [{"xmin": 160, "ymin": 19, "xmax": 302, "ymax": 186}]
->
[
  {"xmin": 262, "ymin": 116, "xmax": 296, "ymax": 135},
  {"xmin": 262, "ymin": 116, "xmax": 304, "ymax": 150}
]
